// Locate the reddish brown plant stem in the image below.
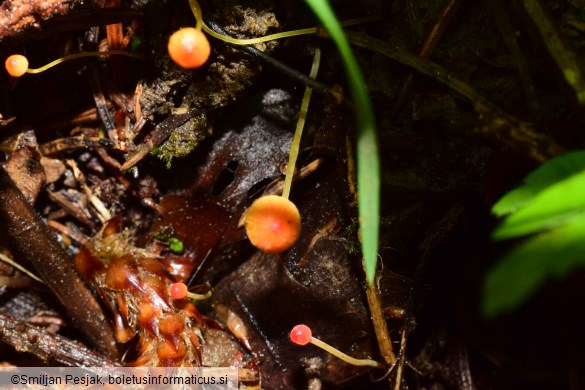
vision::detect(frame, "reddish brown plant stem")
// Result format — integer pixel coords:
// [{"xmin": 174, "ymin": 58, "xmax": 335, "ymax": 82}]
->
[{"xmin": 366, "ymin": 284, "xmax": 396, "ymax": 366}]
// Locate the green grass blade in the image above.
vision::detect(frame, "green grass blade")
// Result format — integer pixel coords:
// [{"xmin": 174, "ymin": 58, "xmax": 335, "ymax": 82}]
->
[{"xmin": 304, "ymin": 0, "xmax": 380, "ymax": 286}]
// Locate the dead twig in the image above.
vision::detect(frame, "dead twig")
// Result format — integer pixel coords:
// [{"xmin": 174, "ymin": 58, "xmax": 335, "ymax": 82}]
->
[
  {"xmin": 0, "ymin": 311, "xmax": 118, "ymax": 366},
  {"xmin": 0, "ymin": 167, "xmax": 119, "ymax": 358},
  {"xmin": 393, "ymin": 0, "xmax": 464, "ymax": 112},
  {"xmin": 47, "ymin": 220, "xmax": 89, "ymax": 245},
  {"xmin": 39, "ymin": 135, "xmax": 114, "ymax": 156},
  {"xmin": 121, "ymin": 111, "xmax": 202, "ymax": 170}
]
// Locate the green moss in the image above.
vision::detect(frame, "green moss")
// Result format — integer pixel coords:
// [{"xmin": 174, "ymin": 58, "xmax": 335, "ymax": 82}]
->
[
  {"xmin": 168, "ymin": 237, "xmax": 184, "ymax": 253},
  {"xmin": 151, "ymin": 113, "xmax": 211, "ymax": 168},
  {"xmin": 153, "ymin": 234, "xmax": 185, "ymax": 254}
]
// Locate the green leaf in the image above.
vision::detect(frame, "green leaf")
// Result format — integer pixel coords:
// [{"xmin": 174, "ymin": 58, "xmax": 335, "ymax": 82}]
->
[
  {"xmin": 483, "ymin": 216, "xmax": 585, "ymax": 318},
  {"xmin": 304, "ymin": 0, "xmax": 379, "ymax": 286},
  {"xmin": 493, "ymin": 169, "xmax": 585, "ymax": 240},
  {"xmin": 493, "ymin": 150, "xmax": 585, "ymax": 217}
]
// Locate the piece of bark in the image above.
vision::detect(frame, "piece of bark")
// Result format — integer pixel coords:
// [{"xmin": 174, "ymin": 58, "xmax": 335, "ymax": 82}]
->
[{"xmin": 5, "ymin": 147, "xmax": 45, "ymax": 205}]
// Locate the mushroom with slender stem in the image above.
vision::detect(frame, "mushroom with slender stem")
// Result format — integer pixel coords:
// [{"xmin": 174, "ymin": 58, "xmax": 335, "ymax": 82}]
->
[
  {"xmin": 169, "ymin": 282, "xmax": 211, "ymax": 301},
  {"xmin": 290, "ymin": 324, "xmax": 385, "ymax": 369},
  {"xmin": 4, "ymin": 51, "xmax": 142, "ymax": 78},
  {"xmin": 242, "ymin": 49, "xmax": 320, "ymax": 254}
]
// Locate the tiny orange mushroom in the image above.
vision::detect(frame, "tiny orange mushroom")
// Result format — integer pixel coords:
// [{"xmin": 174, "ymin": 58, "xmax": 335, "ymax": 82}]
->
[
  {"xmin": 289, "ymin": 324, "xmax": 385, "ymax": 369},
  {"xmin": 169, "ymin": 282, "xmax": 189, "ymax": 300},
  {"xmin": 5, "ymin": 54, "xmax": 29, "ymax": 77},
  {"xmin": 168, "ymin": 27, "xmax": 211, "ymax": 69},
  {"xmin": 290, "ymin": 324, "xmax": 312, "ymax": 346},
  {"xmin": 169, "ymin": 282, "xmax": 212, "ymax": 301},
  {"xmin": 244, "ymin": 195, "xmax": 301, "ymax": 254}
]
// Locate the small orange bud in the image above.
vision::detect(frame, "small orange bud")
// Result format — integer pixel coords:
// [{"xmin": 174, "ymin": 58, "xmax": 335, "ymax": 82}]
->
[
  {"xmin": 170, "ymin": 282, "xmax": 188, "ymax": 300},
  {"xmin": 290, "ymin": 324, "xmax": 312, "ymax": 346},
  {"xmin": 168, "ymin": 27, "xmax": 211, "ymax": 69},
  {"xmin": 5, "ymin": 54, "xmax": 28, "ymax": 77},
  {"xmin": 289, "ymin": 324, "xmax": 385, "ymax": 368},
  {"xmin": 244, "ymin": 195, "xmax": 301, "ymax": 253}
]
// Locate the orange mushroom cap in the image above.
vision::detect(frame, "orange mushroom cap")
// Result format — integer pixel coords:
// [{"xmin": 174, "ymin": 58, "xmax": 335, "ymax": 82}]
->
[
  {"xmin": 5, "ymin": 54, "xmax": 28, "ymax": 77},
  {"xmin": 169, "ymin": 282, "xmax": 188, "ymax": 300},
  {"xmin": 244, "ymin": 195, "xmax": 301, "ymax": 253},
  {"xmin": 168, "ymin": 27, "xmax": 211, "ymax": 69},
  {"xmin": 290, "ymin": 324, "xmax": 312, "ymax": 346}
]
